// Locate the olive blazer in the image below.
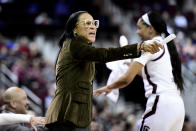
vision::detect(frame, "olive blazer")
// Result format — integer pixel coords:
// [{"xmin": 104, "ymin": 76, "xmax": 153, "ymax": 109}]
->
[{"xmin": 45, "ymin": 36, "xmax": 140, "ymax": 127}]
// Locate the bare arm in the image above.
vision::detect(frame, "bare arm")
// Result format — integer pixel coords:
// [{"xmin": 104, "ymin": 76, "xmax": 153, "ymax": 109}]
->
[
  {"xmin": 94, "ymin": 62, "xmax": 143, "ymax": 96},
  {"xmin": 108, "ymin": 61, "xmax": 143, "ymax": 89}
]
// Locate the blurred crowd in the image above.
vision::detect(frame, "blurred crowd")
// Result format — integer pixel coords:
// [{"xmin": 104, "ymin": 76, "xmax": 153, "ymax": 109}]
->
[
  {"xmin": 1, "ymin": 0, "xmax": 196, "ymax": 131},
  {"xmin": 0, "ymin": 35, "xmax": 57, "ymax": 114}
]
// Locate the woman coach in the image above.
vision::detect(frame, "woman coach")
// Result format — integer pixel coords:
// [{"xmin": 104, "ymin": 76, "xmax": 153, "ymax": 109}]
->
[{"xmin": 45, "ymin": 11, "xmax": 162, "ymax": 131}]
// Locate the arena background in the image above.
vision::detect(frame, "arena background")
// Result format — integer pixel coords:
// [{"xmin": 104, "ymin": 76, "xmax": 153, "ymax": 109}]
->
[{"xmin": 0, "ymin": 0, "xmax": 196, "ymax": 130}]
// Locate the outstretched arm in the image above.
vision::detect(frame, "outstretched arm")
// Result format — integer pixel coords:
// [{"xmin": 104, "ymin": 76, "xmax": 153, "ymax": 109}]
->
[
  {"xmin": 94, "ymin": 61, "xmax": 143, "ymax": 96},
  {"xmin": 0, "ymin": 113, "xmax": 32, "ymax": 125},
  {"xmin": 70, "ymin": 37, "xmax": 162, "ymax": 62},
  {"xmin": 0, "ymin": 113, "xmax": 45, "ymax": 131}
]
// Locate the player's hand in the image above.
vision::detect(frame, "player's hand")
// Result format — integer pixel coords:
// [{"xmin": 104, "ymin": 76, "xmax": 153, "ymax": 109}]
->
[
  {"xmin": 30, "ymin": 116, "xmax": 45, "ymax": 131},
  {"xmin": 93, "ymin": 86, "xmax": 112, "ymax": 96},
  {"xmin": 143, "ymin": 40, "xmax": 163, "ymax": 54},
  {"xmin": 123, "ymin": 61, "xmax": 131, "ymax": 66}
]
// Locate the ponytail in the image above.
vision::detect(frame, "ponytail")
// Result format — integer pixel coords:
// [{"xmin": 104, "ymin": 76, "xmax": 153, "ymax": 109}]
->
[
  {"xmin": 165, "ymin": 30, "xmax": 184, "ymax": 91},
  {"xmin": 147, "ymin": 11, "xmax": 184, "ymax": 91}
]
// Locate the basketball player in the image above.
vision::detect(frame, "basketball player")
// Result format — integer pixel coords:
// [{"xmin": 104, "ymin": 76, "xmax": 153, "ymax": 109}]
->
[{"xmin": 94, "ymin": 11, "xmax": 185, "ymax": 131}]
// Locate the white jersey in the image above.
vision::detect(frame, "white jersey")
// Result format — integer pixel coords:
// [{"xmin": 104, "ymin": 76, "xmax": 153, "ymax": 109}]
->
[
  {"xmin": 134, "ymin": 36, "xmax": 184, "ymax": 131},
  {"xmin": 134, "ymin": 36, "xmax": 178, "ymax": 98}
]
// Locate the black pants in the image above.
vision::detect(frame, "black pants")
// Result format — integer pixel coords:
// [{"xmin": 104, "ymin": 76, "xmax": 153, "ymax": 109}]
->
[{"xmin": 46, "ymin": 122, "xmax": 90, "ymax": 131}]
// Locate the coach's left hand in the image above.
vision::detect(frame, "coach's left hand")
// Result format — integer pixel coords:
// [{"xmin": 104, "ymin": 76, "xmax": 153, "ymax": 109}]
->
[{"xmin": 142, "ymin": 40, "xmax": 163, "ymax": 54}]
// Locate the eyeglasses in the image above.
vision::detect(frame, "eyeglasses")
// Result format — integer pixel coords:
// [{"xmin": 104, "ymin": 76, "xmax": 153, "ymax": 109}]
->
[{"xmin": 78, "ymin": 19, "xmax": 99, "ymax": 28}]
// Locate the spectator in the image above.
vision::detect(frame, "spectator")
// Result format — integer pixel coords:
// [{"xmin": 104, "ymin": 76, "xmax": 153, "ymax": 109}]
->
[{"xmin": 0, "ymin": 87, "xmax": 46, "ymax": 131}]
